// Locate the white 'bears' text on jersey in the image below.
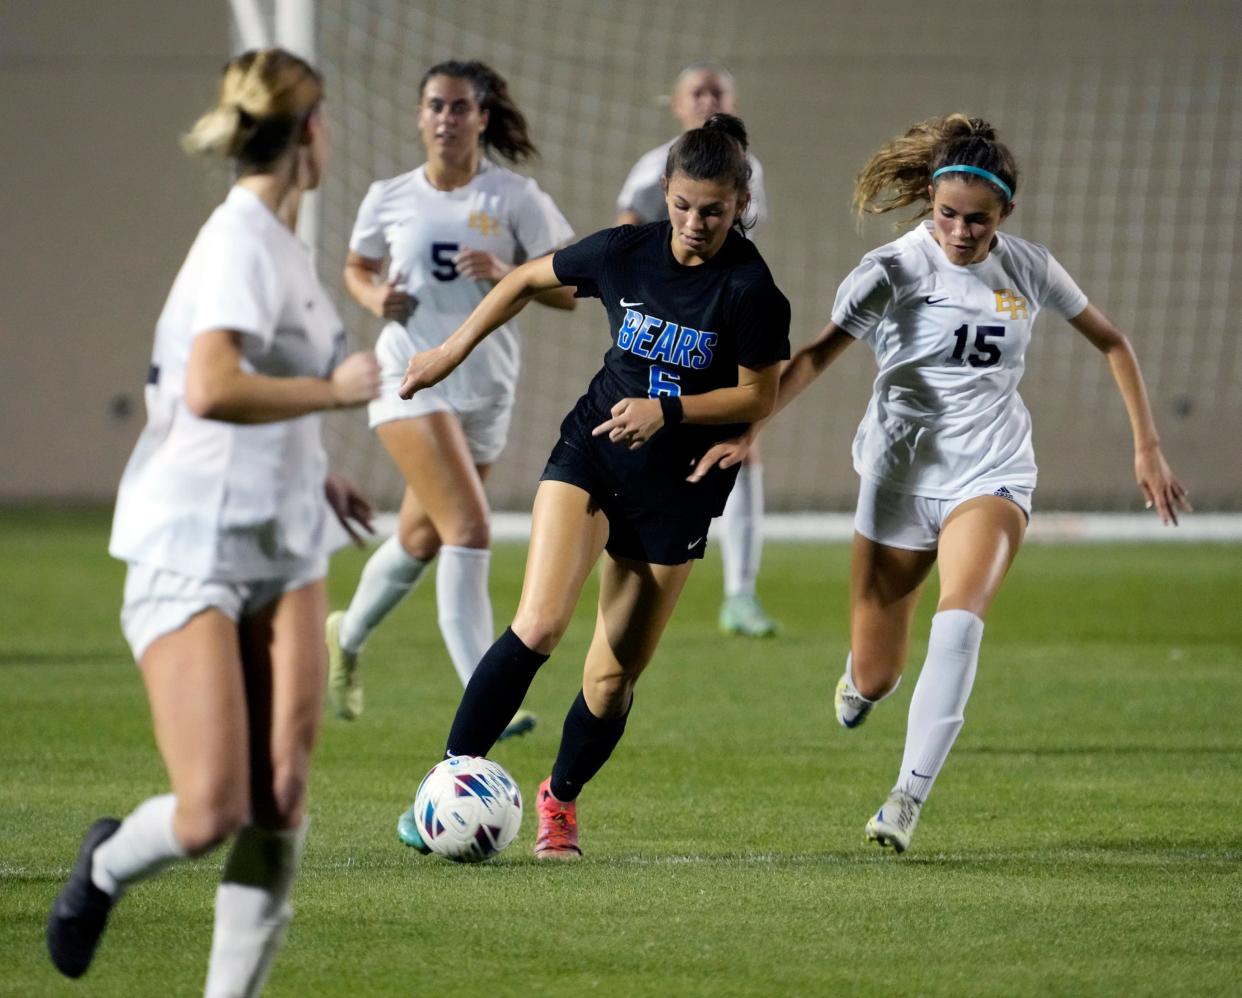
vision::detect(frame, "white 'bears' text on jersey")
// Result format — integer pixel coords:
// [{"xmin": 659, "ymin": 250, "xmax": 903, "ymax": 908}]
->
[
  {"xmin": 831, "ymin": 220, "xmax": 1089, "ymax": 498},
  {"xmin": 350, "ymin": 159, "xmax": 573, "ymax": 409},
  {"xmin": 615, "ymin": 138, "xmax": 768, "ymax": 234},
  {"xmin": 110, "ymin": 186, "xmax": 347, "ymax": 580}
]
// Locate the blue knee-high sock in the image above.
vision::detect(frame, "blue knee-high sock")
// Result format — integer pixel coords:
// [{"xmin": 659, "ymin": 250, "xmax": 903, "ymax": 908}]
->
[
  {"xmin": 549, "ymin": 690, "xmax": 631, "ymax": 802},
  {"xmin": 444, "ymin": 628, "xmax": 548, "ymax": 758}
]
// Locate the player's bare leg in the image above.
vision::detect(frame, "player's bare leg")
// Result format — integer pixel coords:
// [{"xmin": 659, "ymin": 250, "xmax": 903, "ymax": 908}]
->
[
  {"xmin": 331, "ymin": 413, "xmax": 499, "ymax": 721},
  {"xmin": 536, "ymin": 553, "xmax": 694, "ymax": 859},
  {"xmin": 48, "ymin": 612, "xmax": 246, "ymax": 978},
  {"xmin": 868, "ymin": 497, "xmax": 1026, "ymax": 852},
  {"xmin": 840, "ymin": 535, "xmax": 937, "ymax": 727},
  {"xmin": 205, "ymin": 579, "xmax": 326, "ymax": 997},
  {"xmin": 400, "ymin": 483, "xmax": 609, "ymax": 850}
]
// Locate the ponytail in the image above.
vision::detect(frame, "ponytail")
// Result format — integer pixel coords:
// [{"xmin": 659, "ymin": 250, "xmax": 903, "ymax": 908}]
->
[
  {"xmin": 419, "ymin": 60, "xmax": 537, "ymax": 163},
  {"xmin": 182, "ymin": 48, "xmax": 322, "ymax": 170},
  {"xmin": 852, "ymin": 113, "xmax": 1018, "ymax": 224}
]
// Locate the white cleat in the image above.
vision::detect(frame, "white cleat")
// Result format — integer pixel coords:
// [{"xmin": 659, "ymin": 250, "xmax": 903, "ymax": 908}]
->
[
  {"xmin": 835, "ymin": 675, "xmax": 874, "ymax": 729},
  {"xmin": 865, "ymin": 789, "xmax": 922, "ymax": 853}
]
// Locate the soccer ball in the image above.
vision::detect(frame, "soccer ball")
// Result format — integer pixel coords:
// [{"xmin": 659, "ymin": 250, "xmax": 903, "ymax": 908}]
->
[{"xmin": 411, "ymin": 756, "xmax": 523, "ymax": 863}]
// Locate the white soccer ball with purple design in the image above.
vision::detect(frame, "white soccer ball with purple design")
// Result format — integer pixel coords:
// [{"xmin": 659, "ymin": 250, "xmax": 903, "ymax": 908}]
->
[{"xmin": 412, "ymin": 756, "xmax": 523, "ymax": 863}]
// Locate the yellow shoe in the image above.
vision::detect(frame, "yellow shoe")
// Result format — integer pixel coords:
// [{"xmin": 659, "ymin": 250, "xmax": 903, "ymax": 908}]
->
[{"xmin": 326, "ymin": 610, "xmax": 363, "ymax": 720}]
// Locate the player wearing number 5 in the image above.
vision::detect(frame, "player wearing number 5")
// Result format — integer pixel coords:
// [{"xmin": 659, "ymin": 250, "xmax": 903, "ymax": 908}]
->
[
  {"xmin": 329, "ymin": 61, "xmax": 575, "ymax": 732},
  {"xmin": 693, "ymin": 114, "xmax": 1189, "ymax": 853},
  {"xmin": 400, "ymin": 113, "xmax": 790, "ymax": 859}
]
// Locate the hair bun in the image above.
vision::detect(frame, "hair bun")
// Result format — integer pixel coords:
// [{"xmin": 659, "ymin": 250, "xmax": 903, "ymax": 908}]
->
[
  {"xmin": 967, "ymin": 117, "xmax": 997, "ymax": 141},
  {"xmin": 703, "ymin": 112, "xmax": 748, "ymax": 151}
]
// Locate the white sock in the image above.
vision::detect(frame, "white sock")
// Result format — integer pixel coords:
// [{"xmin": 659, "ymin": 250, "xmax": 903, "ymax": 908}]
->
[
  {"xmin": 721, "ymin": 463, "xmax": 763, "ymax": 598},
  {"xmin": 436, "ymin": 545, "xmax": 493, "ymax": 687},
  {"xmin": 896, "ymin": 609, "xmax": 985, "ymax": 802},
  {"xmin": 204, "ymin": 822, "xmax": 307, "ymax": 998},
  {"xmin": 91, "ymin": 793, "xmax": 186, "ymax": 897},
  {"xmin": 339, "ymin": 536, "xmax": 428, "ymax": 654}
]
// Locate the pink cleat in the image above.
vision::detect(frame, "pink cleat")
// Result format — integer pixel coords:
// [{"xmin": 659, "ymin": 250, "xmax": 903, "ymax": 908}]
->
[{"xmin": 533, "ymin": 777, "xmax": 582, "ymax": 860}]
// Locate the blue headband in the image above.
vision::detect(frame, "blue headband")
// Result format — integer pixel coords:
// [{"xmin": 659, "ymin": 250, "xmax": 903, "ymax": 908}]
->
[{"xmin": 932, "ymin": 164, "xmax": 1012, "ymax": 202}]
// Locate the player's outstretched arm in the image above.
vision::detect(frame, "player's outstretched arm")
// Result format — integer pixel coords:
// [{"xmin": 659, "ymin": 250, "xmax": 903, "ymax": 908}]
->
[
  {"xmin": 1069, "ymin": 303, "xmax": 1191, "ymax": 524},
  {"xmin": 772, "ymin": 320, "xmax": 857, "ymax": 420},
  {"xmin": 688, "ymin": 320, "xmax": 856, "ymax": 481},
  {"xmin": 399, "ymin": 255, "xmax": 564, "ymax": 398},
  {"xmin": 185, "ymin": 330, "xmax": 379, "ymax": 424},
  {"xmin": 451, "ymin": 249, "xmax": 577, "ymax": 311}
]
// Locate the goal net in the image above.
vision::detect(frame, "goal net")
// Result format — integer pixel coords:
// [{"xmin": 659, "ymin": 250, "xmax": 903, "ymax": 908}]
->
[{"xmin": 299, "ymin": 0, "xmax": 1240, "ymax": 512}]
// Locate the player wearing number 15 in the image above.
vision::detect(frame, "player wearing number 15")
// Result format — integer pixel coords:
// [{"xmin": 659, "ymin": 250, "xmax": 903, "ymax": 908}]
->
[
  {"xmin": 400, "ymin": 113, "xmax": 790, "ymax": 859},
  {"xmin": 693, "ymin": 114, "xmax": 1189, "ymax": 853},
  {"xmin": 330, "ymin": 61, "xmax": 575, "ymax": 729}
]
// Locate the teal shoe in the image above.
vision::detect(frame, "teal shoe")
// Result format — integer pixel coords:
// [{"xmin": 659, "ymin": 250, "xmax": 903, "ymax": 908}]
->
[
  {"xmin": 396, "ymin": 805, "xmax": 431, "ymax": 854},
  {"xmin": 718, "ymin": 594, "xmax": 779, "ymax": 638},
  {"xmin": 497, "ymin": 709, "xmax": 537, "ymax": 742}
]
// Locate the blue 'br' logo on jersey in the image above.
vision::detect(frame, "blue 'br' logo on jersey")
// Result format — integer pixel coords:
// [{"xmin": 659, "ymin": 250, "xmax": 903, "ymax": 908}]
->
[{"xmin": 617, "ymin": 308, "xmax": 716, "ymax": 369}]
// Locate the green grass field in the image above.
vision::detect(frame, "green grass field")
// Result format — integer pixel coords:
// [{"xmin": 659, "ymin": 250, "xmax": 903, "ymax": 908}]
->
[{"xmin": 2, "ymin": 508, "xmax": 1239, "ymax": 996}]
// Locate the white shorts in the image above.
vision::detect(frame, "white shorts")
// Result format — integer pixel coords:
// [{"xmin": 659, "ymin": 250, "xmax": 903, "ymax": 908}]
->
[
  {"xmin": 854, "ymin": 478, "xmax": 1032, "ymax": 551},
  {"xmin": 120, "ymin": 560, "xmax": 326, "ymax": 662},
  {"xmin": 367, "ymin": 335, "xmax": 513, "ymax": 465}
]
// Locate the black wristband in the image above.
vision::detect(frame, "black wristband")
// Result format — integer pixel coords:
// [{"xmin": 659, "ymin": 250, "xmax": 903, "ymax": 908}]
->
[{"xmin": 659, "ymin": 395, "xmax": 684, "ymax": 428}]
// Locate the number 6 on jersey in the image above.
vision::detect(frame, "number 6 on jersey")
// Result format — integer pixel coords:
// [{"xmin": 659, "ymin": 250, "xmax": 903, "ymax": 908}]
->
[{"xmin": 648, "ymin": 365, "xmax": 682, "ymax": 398}]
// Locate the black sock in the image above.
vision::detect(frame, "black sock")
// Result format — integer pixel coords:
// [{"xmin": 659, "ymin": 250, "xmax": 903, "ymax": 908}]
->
[
  {"xmin": 549, "ymin": 689, "xmax": 631, "ymax": 802},
  {"xmin": 445, "ymin": 627, "xmax": 548, "ymax": 757}
]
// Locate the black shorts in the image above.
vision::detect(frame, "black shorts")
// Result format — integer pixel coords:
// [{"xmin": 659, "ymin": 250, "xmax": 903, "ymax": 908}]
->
[
  {"xmin": 542, "ymin": 455, "xmax": 712, "ymax": 565},
  {"xmin": 539, "ymin": 395, "xmax": 719, "ymax": 566}
]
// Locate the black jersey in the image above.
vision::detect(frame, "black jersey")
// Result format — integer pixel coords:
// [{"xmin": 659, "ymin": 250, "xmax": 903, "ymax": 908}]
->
[
  {"xmin": 549, "ymin": 221, "xmax": 791, "ymax": 514},
  {"xmin": 553, "ymin": 221, "xmax": 790, "ymax": 407}
]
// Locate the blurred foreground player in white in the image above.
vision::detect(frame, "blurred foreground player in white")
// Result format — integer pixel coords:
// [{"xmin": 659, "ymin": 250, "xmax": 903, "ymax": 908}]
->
[
  {"xmin": 328, "ymin": 61, "xmax": 575, "ymax": 736},
  {"xmin": 46, "ymin": 49, "xmax": 379, "ymax": 993},
  {"xmin": 616, "ymin": 61, "xmax": 777, "ymax": 638},
  {"xmin": 401, "ymin": 114, "xmax": 789, "ymax": 859},
  {"xmin": 692, "ymin": 114, "xmax": 1190, "ymax": 852}
]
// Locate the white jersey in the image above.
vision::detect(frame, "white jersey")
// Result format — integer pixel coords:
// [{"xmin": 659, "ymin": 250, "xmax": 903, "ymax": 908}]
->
[
  {"xmin": 110, "ymin": 186, "xmax": 347, "ymax": 581},
  {"xmin": 831, "ymin": 220, "xmax": 1089, "ymax": 498},
  {"xmin": 615, "ymin": 138, "xmax": 769, "ymax": 233},
  {"xmin": 350, "ymin": 159, "xmax": 573, "ymax": 408}
]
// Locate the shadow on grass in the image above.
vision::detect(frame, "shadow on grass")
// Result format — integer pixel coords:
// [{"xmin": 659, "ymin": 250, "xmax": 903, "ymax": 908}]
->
[
  {"xmin": 959, "ymin": 743, "xmax": 1241, "ymax": 757},
  {"xmin": 0, "ymin": 650, "xmax": 124, "ymax": 666},
  {"xmin": 310, "ymin": 841, "xmax": 1242, "ymax": 874}
]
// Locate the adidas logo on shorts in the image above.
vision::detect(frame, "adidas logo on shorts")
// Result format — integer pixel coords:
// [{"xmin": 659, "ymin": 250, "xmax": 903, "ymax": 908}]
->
[{"xmin": 993, "ymin": 486, "xmax": 1014, "ymax": 500}]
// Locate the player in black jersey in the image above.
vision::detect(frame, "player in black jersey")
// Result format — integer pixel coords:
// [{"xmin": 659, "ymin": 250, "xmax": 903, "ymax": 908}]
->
[{"xmin": 396, "ymin": 113, "xmax": 790, "ymax": 859}]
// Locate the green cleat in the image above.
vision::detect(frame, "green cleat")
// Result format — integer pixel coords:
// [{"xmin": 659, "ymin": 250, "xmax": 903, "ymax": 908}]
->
[
  {"xmin": 326, "ymin": 610, "xmax": 363, "ymax": 720},
  {"xmin": 497, "ymin": 709, "xmax": 537, "ymax": 742},
  {"xmin": 718, "ymin": 594, "xmax": 779, "ymax": 638},
  {"xmin": 396, "ymin": 805, "xmax": 431, "ymax": 854}
]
